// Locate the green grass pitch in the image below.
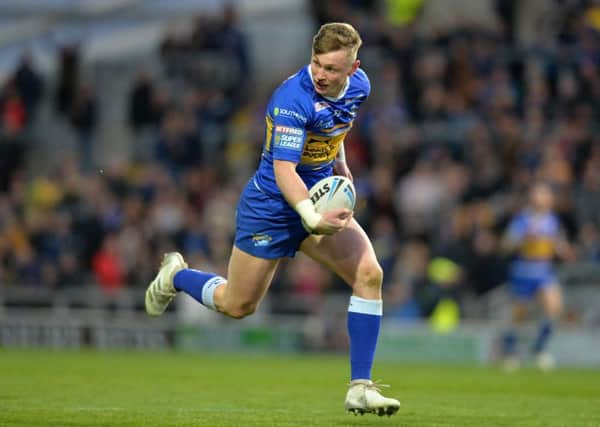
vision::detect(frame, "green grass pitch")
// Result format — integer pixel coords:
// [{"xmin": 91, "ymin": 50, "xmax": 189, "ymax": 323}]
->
[{"xmin": 1, "ymin": 349, "xmax": 599, "ymax": 426}]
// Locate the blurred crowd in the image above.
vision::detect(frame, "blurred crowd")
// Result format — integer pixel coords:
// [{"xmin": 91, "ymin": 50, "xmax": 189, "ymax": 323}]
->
[{"xmin": 1, "ymin": 1, "xmax": 600, "ymax": 322}]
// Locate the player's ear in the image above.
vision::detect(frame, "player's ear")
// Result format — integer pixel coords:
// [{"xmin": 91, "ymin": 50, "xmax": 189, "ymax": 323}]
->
[{"xmin": 349, "ymin": 59, "xmax": 360, "ymax": 76}]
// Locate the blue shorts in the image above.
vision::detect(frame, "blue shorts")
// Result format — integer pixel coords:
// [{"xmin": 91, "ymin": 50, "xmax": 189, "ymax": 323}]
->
[
  {"xmin": 234, "ymin": 178, "xmax": 310, "ymax": 259},
  {"xmin": 509, "ymin": 261, "xmax": 557, "ymax": 300}
]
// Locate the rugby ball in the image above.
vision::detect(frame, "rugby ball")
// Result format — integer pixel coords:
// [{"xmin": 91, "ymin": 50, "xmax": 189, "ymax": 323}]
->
[{"xmin": 308, "ymin": 175, "xmax": 356, "ymax": 213}]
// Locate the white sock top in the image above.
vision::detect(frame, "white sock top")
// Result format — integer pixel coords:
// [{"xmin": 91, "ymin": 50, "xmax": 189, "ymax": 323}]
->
[
  {"xmin": 201, "ymin": 276, "xmax": 226, "ymax": 310},
  {"xmin": 348, "ymin": 296, "xmax": 383, "ymax": 316}
]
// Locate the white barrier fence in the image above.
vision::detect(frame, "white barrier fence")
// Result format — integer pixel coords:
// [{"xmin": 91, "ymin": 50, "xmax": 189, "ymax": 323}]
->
[{"xmin": 2, "ymin": 311, "xmax": 600, "ymax": 368}]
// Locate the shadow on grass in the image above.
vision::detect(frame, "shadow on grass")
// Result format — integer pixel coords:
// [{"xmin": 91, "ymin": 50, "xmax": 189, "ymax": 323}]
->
[{"xmin": 331, "ymin": 412, "xmax": 523, "ymax": 427}]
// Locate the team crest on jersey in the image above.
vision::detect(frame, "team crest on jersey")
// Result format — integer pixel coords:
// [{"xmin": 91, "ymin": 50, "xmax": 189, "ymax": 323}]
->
[
  {"xmin": 252, "ymin": 233, "xmax": 272, "ymax": 247},
  {"xmin": 314, "ymin": 101, "xmax": 330, "ymax": 112},
  {"xmin": 315, "ymin": 119, "xmax": 335, "ymax": 128}
]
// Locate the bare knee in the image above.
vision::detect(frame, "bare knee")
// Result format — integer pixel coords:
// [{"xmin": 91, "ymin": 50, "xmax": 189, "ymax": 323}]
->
[{"xmin": 353, "ymin": 262, "xmax": 383, "ymax": 298}]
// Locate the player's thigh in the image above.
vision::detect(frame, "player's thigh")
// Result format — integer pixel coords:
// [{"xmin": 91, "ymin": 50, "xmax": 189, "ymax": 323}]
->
[
  {"xmin": 538, "ymin": 283, "xmax": 562, "ymax": 318},
  {"xmin": 299, "ymin": 218, "xmax": 382, "ymax": 295},
  {"xmin": 222, "ymin": 246, "xmax": 280, "ymax": 312}
]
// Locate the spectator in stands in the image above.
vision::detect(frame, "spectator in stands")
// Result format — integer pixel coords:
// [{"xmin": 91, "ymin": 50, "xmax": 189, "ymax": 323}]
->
[
  {"xmin": 574, "ymin": 148, "xmax": 600, "ymax": 230},
  {"xmin": 128, "ymin": 72, "xmax": 168, "ymax": 161},
  {"xmin": 385, "ymin": 240, "xmax": 430, "ymax": 322},
  {"xmin": 1, "ymin": 2, "xmax": 599, "ymax": 328},
  {"xmin": 58, "ymin": 251, "xmax": 86, "ymax": 288},
  {"xmin": 128, "ymin": 70, "xmax": 157, "ymax": 133},
  {"xmin": 92, "ymin": 233, "xmax": 126, "ymax": 296},
  {"xmin": 55, "ymin": 44, "xmax": 80, "ymax": 117},
  {"xmin": 13, "ymin": 52, "xmax": 44, "ymax": 123},
  {"xmin": 1, "ymin": 80, "xmax": 27, "ymax": 134},
  {"xmin": 0, "ymin": 79, "xmax": 29, "ymax": 193},
  {"xmin": 154, "ymin": 108, "xmax": 201, "ymax": 175},
  {"xmin": 69, "ymin": 83, "xmax": 98, "ymax": 171}
]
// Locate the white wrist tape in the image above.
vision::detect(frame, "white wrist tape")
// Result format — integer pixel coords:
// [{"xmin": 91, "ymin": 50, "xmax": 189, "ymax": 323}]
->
[{"xmin": 295, "ymin": 199, "xmax": 322, "ymax": 230}]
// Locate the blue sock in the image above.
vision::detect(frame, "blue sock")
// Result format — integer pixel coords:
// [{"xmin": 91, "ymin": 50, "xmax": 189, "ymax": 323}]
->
[
  {"xmin": 532, "ymin": 319, "xmax": 553, "ymax": 354},
  {"xmin": 503, "ymin": 329, "xmax": 518, "ymax": 356},
  {"xmin": 347, "ymin": 296, "xmax": 382, "ymax": 381},
  {"xmin": 173, "ymin": 269, "xmax": 226, "ymax": 310}
]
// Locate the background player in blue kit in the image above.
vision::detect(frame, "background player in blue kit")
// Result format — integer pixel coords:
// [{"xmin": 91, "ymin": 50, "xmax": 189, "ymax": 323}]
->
[
  {"xmin": 145, "ymin": 22, "xmax": 400, "ymax": 416},
  {"xmin": 501, "ymin": 182, "xmax": 575, "ymax": 371}
]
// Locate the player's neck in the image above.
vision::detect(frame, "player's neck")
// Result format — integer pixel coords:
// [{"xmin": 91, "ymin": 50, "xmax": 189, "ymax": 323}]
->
[{"xmin": 530, "ymin": 208, "xmax": 549, "ymax": 217}]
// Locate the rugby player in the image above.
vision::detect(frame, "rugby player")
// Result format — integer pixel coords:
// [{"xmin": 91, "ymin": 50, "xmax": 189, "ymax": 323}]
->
[
  {"xmin": 501, "ymin": 181, "xmax": 574, "ymax": 371},
  {"xmin": 146, "ymin": 22, "xmax": 400, "ymax": 416}
]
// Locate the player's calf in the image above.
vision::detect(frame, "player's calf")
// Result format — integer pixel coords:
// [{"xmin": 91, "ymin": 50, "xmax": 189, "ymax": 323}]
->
[{"xmin": 220, "ymin": 300, "xmax": 258, "ymax": 319}]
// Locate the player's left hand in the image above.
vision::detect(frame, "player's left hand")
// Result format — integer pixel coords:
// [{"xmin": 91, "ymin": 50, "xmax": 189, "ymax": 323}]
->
[
  {"xmin": 312, "ymin": 208, "xmax": 353, "ymax": 235},
  {"xmin": 334, "ymin": 160, "xmax": 353, "ymax": 182}
]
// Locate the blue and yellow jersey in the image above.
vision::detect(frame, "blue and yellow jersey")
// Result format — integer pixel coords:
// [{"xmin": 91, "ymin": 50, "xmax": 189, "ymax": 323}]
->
[
  {"xmin": 507, "ymin": 211, "xmax": 560, "ymax": 262},
  {"xmin": 506, "ymin": 210, "xmax": 563, "ymax": 291},
  {"xmin": 253, "ymin": 65, "xmax": 370, "ymax": 198}
]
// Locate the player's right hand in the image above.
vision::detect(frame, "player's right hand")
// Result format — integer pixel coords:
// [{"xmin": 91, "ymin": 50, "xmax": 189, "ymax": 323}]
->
[{"xmin": 312, "ymin": 208, "xmax": 352, "ymax": 235}]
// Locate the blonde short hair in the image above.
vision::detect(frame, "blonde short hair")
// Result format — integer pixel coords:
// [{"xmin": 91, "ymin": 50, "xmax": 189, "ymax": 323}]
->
[{"xmin": 312, "ymin": 22, "xmax": 362, "ymax": 61}]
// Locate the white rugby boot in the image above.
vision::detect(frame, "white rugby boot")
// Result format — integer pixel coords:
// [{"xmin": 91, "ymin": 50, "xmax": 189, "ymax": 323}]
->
[
  {"xmin": 145, "ymin": 252, "xmax": 188, "ymax": 316},
  {"xmin": 344, "ymin": 380, "xmax": 400, "ymax": 417},
  {"xmin": 535, "ymin": 352, "xmax": 556, "ymax": 372},
  {"xmin": 502, "ymin": 356, "xmax": 521, "ymax": 373}
]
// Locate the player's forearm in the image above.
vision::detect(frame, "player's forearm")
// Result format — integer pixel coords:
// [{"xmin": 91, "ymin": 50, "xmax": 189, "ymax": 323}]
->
[
  {"xmin": 273, "ymin": 159, "xmax": 321, "ymax": 229},
  {"xmin": 274, "ymin": 159, "xmax": 310, "ymax": 205}
]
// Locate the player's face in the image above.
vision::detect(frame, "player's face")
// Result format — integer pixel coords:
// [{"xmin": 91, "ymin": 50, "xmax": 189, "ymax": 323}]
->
[
  {"xmin": 311, "ymin": 49, "xmax": 360, "ymax": 98},
  {"xmin": 530, "ymin": 184, "xmax": 554, "ymax": 211}
]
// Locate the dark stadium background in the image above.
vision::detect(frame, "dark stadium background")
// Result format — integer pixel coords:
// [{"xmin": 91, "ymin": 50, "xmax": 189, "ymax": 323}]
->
[{"xmin": 1, "ymin": 0, "xmax": 599, "ymax": 365}]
